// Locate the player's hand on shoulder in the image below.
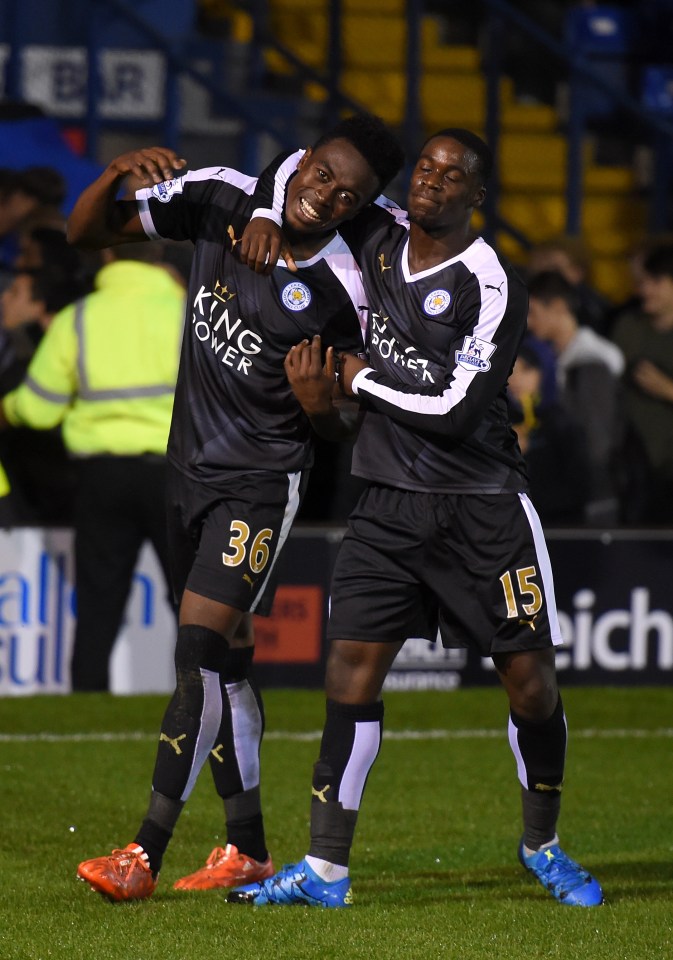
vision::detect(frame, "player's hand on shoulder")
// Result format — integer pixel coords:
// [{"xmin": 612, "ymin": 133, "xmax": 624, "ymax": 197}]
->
[
  {"xmin": 240, "ymin": 218, "xmax": 297, "ymax": 275},
  {"xmin": 108, "ymin": 147, "xmax": 187, "ymax": 187}
]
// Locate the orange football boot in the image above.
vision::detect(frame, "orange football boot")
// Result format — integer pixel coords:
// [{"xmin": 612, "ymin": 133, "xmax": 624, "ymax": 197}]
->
[
  {"xmin": 174, "ymin": 843, "xmax": 274, "ymax": 891},
  {"xmin": 77, "ymin": 843, "xmax": 157, "ymax": 901}
]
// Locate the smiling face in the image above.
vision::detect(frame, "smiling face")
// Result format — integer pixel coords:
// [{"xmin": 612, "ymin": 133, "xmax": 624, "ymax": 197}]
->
[
  {"xmin": 283, "ymin": 138, "xmax": 380, "ymax": 239},
  {"xmin": 406, "ymin": 136, "xmax": 486, "ymax": 233}
]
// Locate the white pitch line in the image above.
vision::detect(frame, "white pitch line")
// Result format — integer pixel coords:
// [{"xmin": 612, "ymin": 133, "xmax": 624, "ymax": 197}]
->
[{"xmin": 1, "ymin": 728, "xmax": 673, "ymax": 744}]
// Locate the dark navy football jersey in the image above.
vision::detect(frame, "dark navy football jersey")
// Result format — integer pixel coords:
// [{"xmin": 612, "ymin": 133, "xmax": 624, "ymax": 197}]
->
[
  {"xmin": 135, "ymin": 167, "xmax": 367, "ymax": 480},
  {"xmin": 339, "ymin": 203, "xmax": 530, "ymax": 493},
  {"xmin": 254, "ymin": 152, "xmax": 530, "ymax": 495}
]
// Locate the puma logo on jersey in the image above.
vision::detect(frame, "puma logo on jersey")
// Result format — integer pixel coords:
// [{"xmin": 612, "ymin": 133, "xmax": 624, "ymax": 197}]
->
[
  {"xmin": 312, "ymin": 784, "xmax": 331, "ymax": 803},
  {"xmin": 160, "ymin": 732, "xmax": 187, "ymax": 755},
  {"xmin": 227, "ymin": 225, "xmax": 241, "ymax": 249},
  {"xmin": 211, "ymin": 743, "xmax": 225, "ymax": 763},
  {"xmin": 214, "ymin": 279, "xmax": 236, "ymax": 302},
  {"xmin": 485, "ymin": 281, "xmax": 504, "ymax": 295},
  {"xmin": 378, "ymin": 253, "xmax": 391, "ymax": 273},
  {"xmin": 243, "ymin": 573, "xmax": 255, "ymax": 589}
]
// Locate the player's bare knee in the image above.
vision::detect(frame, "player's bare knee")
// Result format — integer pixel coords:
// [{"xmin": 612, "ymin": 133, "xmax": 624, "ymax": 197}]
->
[
  {"xmin": 510, "ymin": 680, "xmax": 558, "ymax": 721},
  {"xmin": 325, "ymin": 640, "xmax": 393, "ymax": 703}
]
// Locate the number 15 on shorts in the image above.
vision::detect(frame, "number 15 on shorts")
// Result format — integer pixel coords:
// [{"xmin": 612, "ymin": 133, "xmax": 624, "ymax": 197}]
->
[{"xmin": 499, "ymin": 565, "xmax": 543, "ymax": 620}]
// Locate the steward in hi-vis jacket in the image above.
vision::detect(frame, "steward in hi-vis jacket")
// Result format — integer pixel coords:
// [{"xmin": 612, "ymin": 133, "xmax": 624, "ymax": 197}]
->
[{"xmin": 1, "ymin": 245, "xmax": 185, "ymax": 691}]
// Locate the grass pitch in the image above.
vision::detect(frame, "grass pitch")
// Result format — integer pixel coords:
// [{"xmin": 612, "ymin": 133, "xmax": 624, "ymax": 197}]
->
[{"xmin": 1, "ymin": 687, "xmax": 671, "ymax": 960}]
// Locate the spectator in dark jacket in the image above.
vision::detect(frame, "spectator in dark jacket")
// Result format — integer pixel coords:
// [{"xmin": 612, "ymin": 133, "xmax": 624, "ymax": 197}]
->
[
  {"xmin": 508, "ymin": 341, "xmax": 591, "ymax": 526},
  {"xmin": 527, "ymin": 270, "xmax": 625, "ymax": 525}
]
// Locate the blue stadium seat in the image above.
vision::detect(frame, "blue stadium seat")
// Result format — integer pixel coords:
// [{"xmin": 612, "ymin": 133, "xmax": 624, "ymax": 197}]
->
[
  {"xmin": 564, "ymin": 5, "xmax": 638, "ymax": 56},
  {"xmin": 0, "ymin": 0, "xmax": 196, "ymax": 46},
  {"xmin": 642, "ymin": 65, "xmax": 673, "ymax": 116},
  {"xmin": 564, "ymin": 5, "xmax": 639, "ymax": 122}
]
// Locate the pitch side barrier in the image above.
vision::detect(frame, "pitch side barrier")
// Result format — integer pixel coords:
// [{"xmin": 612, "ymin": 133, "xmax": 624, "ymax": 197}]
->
[{"xmin": 0, "ymin": 527, "xmax": 671, "ymax": 695}]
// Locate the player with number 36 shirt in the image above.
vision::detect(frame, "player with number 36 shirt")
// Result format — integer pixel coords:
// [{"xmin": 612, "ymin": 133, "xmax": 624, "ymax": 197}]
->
[{"xmin": 69, "ymin": 115, "xmax": 405, "ymax": 900}]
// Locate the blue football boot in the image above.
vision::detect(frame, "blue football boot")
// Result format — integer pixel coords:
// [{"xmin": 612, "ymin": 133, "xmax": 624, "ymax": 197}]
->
[
  {"xmin": 227, "ymin": 859, "xmax": 353, "ymax": 908},
  {"xmin": 518, "ymin": 839, "xmax": 604, "ymax": 906}
]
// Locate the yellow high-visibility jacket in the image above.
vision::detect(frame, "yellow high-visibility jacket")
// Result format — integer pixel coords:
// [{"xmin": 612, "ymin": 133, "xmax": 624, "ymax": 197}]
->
[
  {"xmin": 0, "ymin": 460, "xmax": 10, "ymax": 498},
  {"xmin": 3, "ymin": 260, "xmax": 185, "ymax": 456}
]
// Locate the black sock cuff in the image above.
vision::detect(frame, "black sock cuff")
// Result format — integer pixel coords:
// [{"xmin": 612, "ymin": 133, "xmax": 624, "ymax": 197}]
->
[
  {"xmin": 175, "ymin": 624, "xmax": 229, "ymax": 672},
  {"xmin": 326, "ymin": 698, "xmax": 384, "ymax": 723},
  {"xmin": 221, "ymin": 646, "xmax": 254, "ymax": 682}
]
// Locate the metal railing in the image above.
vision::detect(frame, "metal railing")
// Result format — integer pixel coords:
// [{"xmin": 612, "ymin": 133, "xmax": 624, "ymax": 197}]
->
[
  {"xmin": 4, "ymin": 0, "xmax": 673, "ymax": 242},
  {"xmin": 243, "ymin": 0, "xmax": 673, "ymax": 243}
]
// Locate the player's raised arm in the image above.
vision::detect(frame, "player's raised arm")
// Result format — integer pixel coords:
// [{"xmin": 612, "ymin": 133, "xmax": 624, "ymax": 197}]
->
[
  {"xmin": 67, "ymin": 147, "xmax": 186, "ymax": 249},
  {"xmin": 239, "ymin": 149, "xmax": 305, "ymax": 275}
]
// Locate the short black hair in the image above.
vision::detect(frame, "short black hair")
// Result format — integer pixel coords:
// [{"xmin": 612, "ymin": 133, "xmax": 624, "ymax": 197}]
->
[
  {"xmin": 423, "ymin": 128, "xmax": 493, "ymax": 185},
  {"xmin": 25, "ymin": 226, "xmax": 81, "ymax": 271},
  {"xmin": 643, "ymin": 243, "xmax": 673, "ymax": 280},
  {"xmin": 16, "ymin": 166, "xmax": 67, "ymax": 207},
  {"xmin": 527, "ymin": 269, "xmax": 580, "ymax": 316},
  {"xmin": 312, "ymin": 113, "xmax": 405, "ymax": 193},
  {"xmin": 517, "ymin": 341, "xmax": 545, "ymax": 371},
  {"xmin": 27, "ymin": 264, "xmax": 94, "ymax": 314}
]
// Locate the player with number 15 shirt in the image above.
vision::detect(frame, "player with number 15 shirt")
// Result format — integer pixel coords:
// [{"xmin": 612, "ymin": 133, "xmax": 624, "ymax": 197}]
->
[{"xmin": 228, "ymin": 128, "xmax": 603, "ymax": 912}]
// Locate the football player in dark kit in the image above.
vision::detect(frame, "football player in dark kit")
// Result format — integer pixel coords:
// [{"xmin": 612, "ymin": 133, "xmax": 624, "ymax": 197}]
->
[
  {"xmin": 69, "ymin": 114, "xmax": 404, "ymax": 900},
  {"xmin": 229, "ymin": 129, "xmax": 604, "ymax": 908}
]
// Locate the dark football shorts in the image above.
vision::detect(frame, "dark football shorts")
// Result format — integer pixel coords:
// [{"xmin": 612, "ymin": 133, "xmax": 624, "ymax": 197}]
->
[
  {"xmin": 326, "ymin": 485, "xmax": 563, "ymax": 657},
  {"xmin": 166, "ymin": 462, "xmax": 308, "ymax": 615}
]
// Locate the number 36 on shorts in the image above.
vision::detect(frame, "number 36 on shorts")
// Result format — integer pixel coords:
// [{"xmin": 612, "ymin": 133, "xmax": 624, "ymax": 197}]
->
[{"xmin": 222, "ymin": 520, "xmax": 274, "ymax": 574}]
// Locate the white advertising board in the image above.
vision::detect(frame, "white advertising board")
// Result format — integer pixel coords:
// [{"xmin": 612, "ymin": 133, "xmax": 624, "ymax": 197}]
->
[{"xmin": 0, "ymin": 528, "xmax": 176, "ymax": 696}]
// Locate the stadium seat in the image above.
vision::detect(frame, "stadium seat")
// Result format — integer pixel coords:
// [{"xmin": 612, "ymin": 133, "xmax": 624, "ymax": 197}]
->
[
  {"xmin": 564, "ymin": 5, "xmax": 637, "ymax": 56},
  {"xmin": 563, "ymin": 5, "xmax": 638, "ymax": 121},
  {"xmin": 641, "ymin": 65, "xmax": 673, "ymax": 116}
]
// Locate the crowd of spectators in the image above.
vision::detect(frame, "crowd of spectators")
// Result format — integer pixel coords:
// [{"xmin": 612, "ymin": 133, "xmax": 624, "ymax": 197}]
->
[
  {"xmin": 512, "ymin": 234, "xmax": 673, "ymax": 529},
  {"xmin": 0, "ymin": 165, "xmax": 99, "ymax": 525},
  {"xmin": 0, "ymin": 162, "xmax": 190, "ymax": 530}
]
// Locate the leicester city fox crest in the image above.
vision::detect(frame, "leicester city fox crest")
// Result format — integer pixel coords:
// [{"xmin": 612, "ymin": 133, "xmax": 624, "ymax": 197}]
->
[
  {"xmin": 281, "ymin": 281, "xmax": 312, "ymax": 311},
  {"xmin": 455, "ymin": 335, "xmax": 496, "ymax": 372},
  {"xmin": 423, "ymin": 289, "xmax": 451, "ymax": 316}
]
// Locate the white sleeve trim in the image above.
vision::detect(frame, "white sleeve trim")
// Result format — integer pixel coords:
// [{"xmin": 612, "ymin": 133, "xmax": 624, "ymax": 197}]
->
[
  {"xmin": 250, "ymin": 207, "xmax": 280, "ymax": 222},
  {"xmin": 253, "ymin": 149, "xmax": 305, "ymax": 225},
  {"xmin": 136, "ymin": 195, "xmax": 163, "ymax": 240},
  {"xmin": 351, "ymin": 367, "xmax": 375, "ymax": 395}
]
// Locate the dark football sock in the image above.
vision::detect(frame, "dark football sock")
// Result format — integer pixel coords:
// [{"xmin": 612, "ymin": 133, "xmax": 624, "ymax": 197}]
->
[
  {"xmin": 135, "ymin": 791, "xmax": 184, "ymax": 875},
  {"xmin": 135, "ymin": 816, "xmax": 174, "ymax": 877},
  {"xmin": 308, "ymin": 698, "xmax": 384, "ymax": 867},
  {"xmin": 520, "ymin": 786, "xmax": 561, "ymax": 852},
  {"xmin": 207, "ymin": 647, "xmax": 268, "ymax": 862},
  {"xmin": 509, "ymin": 695, "xmax": 567, "ymax": 850},
  {"xmin": 138, "ymin": 625, "xmax": 229, "ymax": 872}
]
